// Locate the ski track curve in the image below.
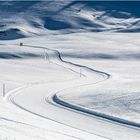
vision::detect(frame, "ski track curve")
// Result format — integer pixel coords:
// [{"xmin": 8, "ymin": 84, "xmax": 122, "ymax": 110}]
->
[
  {"xmin": 25, "ymin": 44, "xmax": 140, "ymax": 128},
  {"xmin": 2, "ymin": 44, "xmax": 111, "ymax": 140},
  {"xmin": 3, "ymin": 43, "xmax": 140, "ymax": 139}
]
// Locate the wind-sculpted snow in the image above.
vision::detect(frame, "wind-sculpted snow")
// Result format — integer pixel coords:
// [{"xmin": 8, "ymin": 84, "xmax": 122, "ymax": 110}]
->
[
  {"xmin": 0, "ymin": 29, "xmax": 25, "ymax": 40},
  {"xmin": 0, "ymin": 1, "xmax": 140, "ymax": 40}
]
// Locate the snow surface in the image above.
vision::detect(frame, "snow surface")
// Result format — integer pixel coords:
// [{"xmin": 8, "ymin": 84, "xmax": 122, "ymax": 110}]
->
[{"xmin": 0, "ymin": 1, "xmax": 140, "ymax": 140}]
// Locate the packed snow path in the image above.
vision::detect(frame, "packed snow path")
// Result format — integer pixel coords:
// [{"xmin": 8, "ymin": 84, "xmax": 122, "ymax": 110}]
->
[{"xmin": 3, "ymin": 44, "xmax": 140, "ymax": 140}]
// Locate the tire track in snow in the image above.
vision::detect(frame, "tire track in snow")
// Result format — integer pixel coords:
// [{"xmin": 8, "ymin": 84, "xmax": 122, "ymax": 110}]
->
[
  {"xmin": 29, "ymin": 44, "xmax": 140, "ymax": 129},
  {"xmin": 0, "ymin": 117, "xmax": 84, "ymax": 140},
  {"xmin": 47, "ymin": 48, "xmax": 140, "ymax": 129},
  {"xmin": 5, "ymin": 45, "xmax": 140, "ymax": 138},
  {"xmin": 33, "ymin": 44, "xmax": 140, "ymax": 129},
  {"xmin": 6, "ymin": 43, "xmax": 140, "ymax": 139},
  {"xmin": 24, "ymin": 44, "xmax": 110, "ymax": 79},
  {"xmin": 4, "ymin": 44, "xmax": 111, "ymax": 140}
]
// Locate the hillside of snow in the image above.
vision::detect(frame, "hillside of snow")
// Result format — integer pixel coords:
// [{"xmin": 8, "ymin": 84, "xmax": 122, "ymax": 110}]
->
[
  {"xmin": 0, "ymin": 1, "xmax": 140, "ymax": 140},
  {"xmin": 0, "ymin": 1, "xmax": 140, "ymax": 40}
]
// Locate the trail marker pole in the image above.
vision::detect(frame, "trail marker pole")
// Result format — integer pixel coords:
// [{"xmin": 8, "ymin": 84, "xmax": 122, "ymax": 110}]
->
[
  {"xmin": 44, "ymin": 49, "xmax": 50, "ymax": 63},
  {"xmin": 3, "ymin": 83, "xmax": 5, "ymax": 97},
  {"xmin": 44, "ymin": 50, "xmax": 47, "ymax": 60},
  {"xmin": 80, "ymin": 68, "xmax": 82, "ymax": 77}
]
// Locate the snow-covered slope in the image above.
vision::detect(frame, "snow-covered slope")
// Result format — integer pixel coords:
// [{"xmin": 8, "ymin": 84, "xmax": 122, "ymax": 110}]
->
[
  {"xmin": 0, "ymin": 1, "xmax": 140, "ymax": 40},
  {"xmin": 0, "ymin": 1, "xmax": 140, "ymax": 140}
]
